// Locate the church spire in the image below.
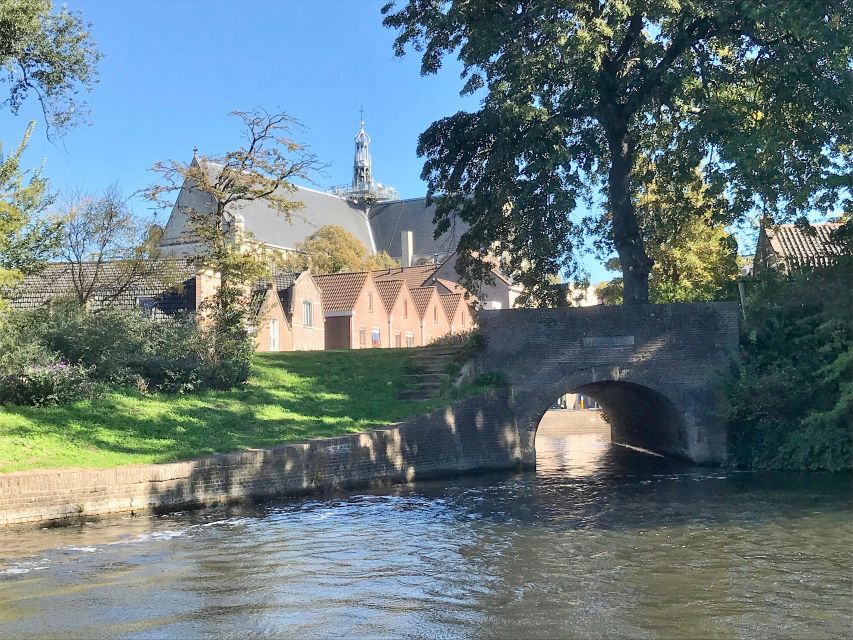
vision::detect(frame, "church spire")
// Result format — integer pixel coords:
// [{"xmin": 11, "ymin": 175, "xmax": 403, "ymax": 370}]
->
[{"xmin": 352, "ymin": 110, "xmax": 374, "ymax": 192}]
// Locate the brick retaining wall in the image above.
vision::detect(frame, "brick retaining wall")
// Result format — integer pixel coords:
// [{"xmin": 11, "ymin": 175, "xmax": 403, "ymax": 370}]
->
[{"xmin": 1, "ymin": 390, "xmax": 521, "ymax": 527}]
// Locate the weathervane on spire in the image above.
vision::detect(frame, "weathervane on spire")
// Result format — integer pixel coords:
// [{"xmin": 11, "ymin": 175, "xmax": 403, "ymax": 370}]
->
[{"xmin": 359, "ymin": 104, "xmax": 365, "ymax": 122}]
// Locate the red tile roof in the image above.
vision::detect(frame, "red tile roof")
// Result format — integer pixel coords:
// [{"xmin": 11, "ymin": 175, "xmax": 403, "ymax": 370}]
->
[
  {"xmin": 409, "ymin": 286, "xmax": 437, "ymax": 319},
  {"xmin": 439, "ymin": 293, "xmax": 462, "ymax": 320},
  {"xmin": 767, "ymin": 223, "xmax": 845, "ymax": 268},
  {"xmin": 313, "ymin": 272, "xmax": 369, "ymax": 312},
  {"xmin": 375, "ymin": 279, "xmax": 404, "ymax": 314},
  {"xmin": 372, "ymin": 264, "xmax": 438, "ymax": 290}
]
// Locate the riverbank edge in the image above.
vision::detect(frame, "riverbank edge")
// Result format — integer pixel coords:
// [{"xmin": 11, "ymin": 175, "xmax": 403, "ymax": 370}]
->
[{"xmin": 0, "ymin": 389, "xmax": 522, "ymax": 528}]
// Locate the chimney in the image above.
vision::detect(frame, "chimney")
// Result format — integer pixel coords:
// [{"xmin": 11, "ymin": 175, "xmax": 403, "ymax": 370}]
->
[{"xmin": 401, "ymin": 230, "xmax": 414, "ymax": 267}]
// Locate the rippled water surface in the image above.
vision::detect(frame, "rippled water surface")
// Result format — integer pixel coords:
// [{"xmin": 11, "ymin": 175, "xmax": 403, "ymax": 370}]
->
[{"xmin": 1, "ymin": 414, "xmax": 851, "ymax": 639}]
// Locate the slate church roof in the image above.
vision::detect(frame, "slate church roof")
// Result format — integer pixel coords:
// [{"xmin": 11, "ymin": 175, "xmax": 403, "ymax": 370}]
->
[
  {"xmin": 368, "ymin": 198, "xmax": 467, "ymax": 261},
  {"xmin": 158, "ymin": 120, "xmax": 465, "ymax": 263}
]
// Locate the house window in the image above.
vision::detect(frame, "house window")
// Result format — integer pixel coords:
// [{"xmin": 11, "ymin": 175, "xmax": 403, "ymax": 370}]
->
[
  {"xmin": 302, "ymin": 300, "xmax": 313, "ymax": 327},
  {"xmin": 359, "ymin": 326, "xmax": 366, "ymax": 348},
  {"xmin": 461, "ymin": 312, "xmax": 466, "ymax": 328},
  {"xmin": 368, "ymin": 293, "xmax": 373, "ymax": 312},
  {"xmin": 433, "ymin": 305, "xmax": 438, "ymax": 324},
  {"xmin": 395, "ymin": 331, "xmax": 402, "ymax": 348},
  {"xmin": 405, "ymin": 332, "xmax": 415, "ymax": 348},
  {"xmin": 269, "ymin": 318, "xmax": 279, "ymax": 351},
  {"xmin": 371, "ymin": 328, "xmax": 381, "ymax": 348},
  {"xmin": 403, "ymin": 299, "xmax": 408, "ymax": 318},
  {"xmin": 137, "ymin": 296, "xmax": 157, "ymax": 318}
]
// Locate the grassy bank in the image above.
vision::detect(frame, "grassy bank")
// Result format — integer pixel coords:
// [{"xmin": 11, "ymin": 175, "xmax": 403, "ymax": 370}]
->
[{"xmin": 0, "ymin": 350, "xmax": 470, "ymax": 474}]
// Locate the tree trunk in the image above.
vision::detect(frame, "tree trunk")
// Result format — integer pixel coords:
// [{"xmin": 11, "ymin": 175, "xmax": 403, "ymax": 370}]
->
[{"xmin": 608, "ymin": 135, "xmax": 652, "ymax": 305}]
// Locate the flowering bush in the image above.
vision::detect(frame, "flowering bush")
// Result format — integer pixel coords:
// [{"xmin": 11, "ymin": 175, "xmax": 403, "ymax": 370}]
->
[{"xmin": 0, "ymin": 361, "xmax": 94, "ymax": 406}]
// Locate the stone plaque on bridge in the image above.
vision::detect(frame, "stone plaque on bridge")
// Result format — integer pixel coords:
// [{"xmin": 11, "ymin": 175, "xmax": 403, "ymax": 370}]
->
[{"xmin": 582, "ymin": 336, "xmax": 635, "ymax": 347}]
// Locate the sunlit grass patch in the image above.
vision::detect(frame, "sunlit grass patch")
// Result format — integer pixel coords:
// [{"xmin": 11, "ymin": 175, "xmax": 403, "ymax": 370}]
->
[{"xmin": 0, "ymin": 349, "xmax": 472, "ymax": 473}]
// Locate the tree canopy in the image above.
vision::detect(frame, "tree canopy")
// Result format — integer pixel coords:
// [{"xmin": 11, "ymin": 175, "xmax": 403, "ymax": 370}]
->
[
  {"xmin": 0, "ymin": 122, "xmax": 60, "ymax": 304},
  {"xmin": 146, "ymin": 109, "xmax": 322, "ymax": 347},
  {"xmin": 0, "ymin": 0, "xmax": 101, "ymax": 135},
  {"xmin": 597, "ymin": 161, "xmax": 739, "ymax": 304},
  {"xmin": 285, "ymin": 225, "xmax": 399, "ymax": 275},
  {"xmin": 382, "ymin": 0, "xmax": 853, "ymax": 305}
]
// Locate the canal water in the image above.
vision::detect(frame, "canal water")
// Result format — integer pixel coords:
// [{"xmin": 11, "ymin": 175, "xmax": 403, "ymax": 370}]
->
[{"xmin": 1, "ymin": 413, "xmax": 851, "ymax": 639}]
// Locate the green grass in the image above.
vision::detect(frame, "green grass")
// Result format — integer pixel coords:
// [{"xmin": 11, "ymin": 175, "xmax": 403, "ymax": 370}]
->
[{"xmin": 0, "ymin": 350, "xmax": 479, "ymax": 474}]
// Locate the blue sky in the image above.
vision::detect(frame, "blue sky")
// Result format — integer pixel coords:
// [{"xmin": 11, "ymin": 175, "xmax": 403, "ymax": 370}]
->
[{"xmin": 1, "ymin": 0, "xmax": 616, "ymax": 281}]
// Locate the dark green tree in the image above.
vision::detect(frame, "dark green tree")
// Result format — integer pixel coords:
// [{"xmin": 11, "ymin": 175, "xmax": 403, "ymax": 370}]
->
[
  {"xmin": 1, "ymin": 0, "xmax": 101, "ymax": 135},
  {"xmin": 382, "ymin": 0, "xmax": 853, "ymax": 305}
]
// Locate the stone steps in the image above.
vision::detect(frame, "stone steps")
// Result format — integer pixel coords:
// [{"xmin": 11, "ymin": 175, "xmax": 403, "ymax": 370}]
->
[{"xmin": 399, "ymin": 343, "xmax": 466, "ymax": 401}]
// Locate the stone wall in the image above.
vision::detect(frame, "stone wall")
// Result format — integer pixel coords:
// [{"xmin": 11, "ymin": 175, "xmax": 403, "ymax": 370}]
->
[
  {"xmin": 0, "ymin": 390, "xmax": 521, "ymax": 528},
  {"xmin": 476, "ymin": 302, "xmax": 741, "ymax": 464}
]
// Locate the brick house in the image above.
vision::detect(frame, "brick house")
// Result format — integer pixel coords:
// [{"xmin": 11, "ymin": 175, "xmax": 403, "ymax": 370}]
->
[
  {"xmin": 754, "ymin": 221, "xmax": 846, "ymax": 274},
  {"xmin": 375, "ymin": 279, "xmax": 421, "ymax": 348},
  {"xmin": 430, "ymin": 252, "xmax": 522, "ymax": 310},
  {"xmin": 251, "ymin": 271, "xmax": 324, "ymax": 352},
  {"xmin": 409, "ymin": 286, "xmax": 450, "ymax": 345},
  {"xmin": 314, "ymin": 272, "xmax": 387, "ymax": 349},
  {"xmin": 439, "ymin": 292, "xmax": 473, "ymax": 334}
]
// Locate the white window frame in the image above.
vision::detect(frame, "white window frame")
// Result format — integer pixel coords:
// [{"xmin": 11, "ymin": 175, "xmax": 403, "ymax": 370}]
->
[
  {"xmin": 269, "ymin": 318, "xmax": 280, "ymax": 351},
  {"xmin": 302, "ymin": 300, "xmax": 313, "ymax": 327},
  {"xmin": 405, "ymin": 333, "xmax": 415, "ymax": 348},
  {"xmin": 358, "ymin": 325, "xmax": 366, "ymax": 348},
  {"xmin": 371, "ymin": 327, "xmax": 381, "ymax": 348}
]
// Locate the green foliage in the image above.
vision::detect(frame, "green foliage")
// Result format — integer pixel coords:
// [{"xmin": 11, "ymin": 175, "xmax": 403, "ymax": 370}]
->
[
  {"xmin": 0, "ymin": 122, "xmax": 61, "ymax": 302},
  {"xmin": 146, "ymin": 109, "xmax": 324, "ymax": 350},
  {"xmin": 0, "ymin": 361, "xmax": 93, "ymax": 407},
  {"xmin": 722, "ymin": 260, "xmax": 852, "ymax": 471},
  {"xmin": 0, "ymin": 0, "xmax": 101, "ymax": 134},
  {"xmin": 284, "ymin": 224, "xmax": 400, "ymax": 274},
  {"xmin": 383, "ymin": 1, "xmax": 852, "ymax": 304},
  {"xmin": 0, "ymin": 350, "xmax": 473, "ymax": 473},
  {"xmin": 0, "ymin": 305, "xmax": 254, "ymax": 402}
]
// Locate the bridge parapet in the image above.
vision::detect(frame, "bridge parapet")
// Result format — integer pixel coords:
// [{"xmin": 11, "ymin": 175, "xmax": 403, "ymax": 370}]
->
[{"xmin": 476, "ymin": 302, "xmax": 740, "ymax": 464}]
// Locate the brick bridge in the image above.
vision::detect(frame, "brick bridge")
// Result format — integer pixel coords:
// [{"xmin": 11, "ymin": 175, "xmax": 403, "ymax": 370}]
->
[{"xmin": 474, "ymin": 302, "xmax": 741, "ymax": 465}]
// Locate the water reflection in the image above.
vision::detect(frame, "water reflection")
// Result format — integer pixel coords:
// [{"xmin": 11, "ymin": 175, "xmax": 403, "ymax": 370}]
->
[{"xmin": 1, "ymin": 415, "xmax": 850, "ymax": 639}]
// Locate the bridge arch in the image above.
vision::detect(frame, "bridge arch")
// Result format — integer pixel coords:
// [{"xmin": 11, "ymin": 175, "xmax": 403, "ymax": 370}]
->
[
  {"xmin": 474, "ymin": 302, "xmax": 741, "ymax": 465},
  {"xmin": 515, "ymin": 365, "xmax": 694, "ymax": 466}
]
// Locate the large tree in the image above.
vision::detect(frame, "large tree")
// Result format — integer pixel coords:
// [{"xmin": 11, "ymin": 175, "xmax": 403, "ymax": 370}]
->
[
  {"xmin": 382, "ymin": 0, "xmax": 853, "ymax": 305},
  {"xmin": 597, "ymin": 160, "xmax": 739, "ymax": 304},
  {"xmin": 146, "ymin": 109, "xmax": 321, "ymax": 336},
  {"xmin": 285, "ymin": 225, "xmax": 399, "ymax": 274},
  {"xmin": 1, "ymin": 0, "xmax": 101, "ymax": 135}
]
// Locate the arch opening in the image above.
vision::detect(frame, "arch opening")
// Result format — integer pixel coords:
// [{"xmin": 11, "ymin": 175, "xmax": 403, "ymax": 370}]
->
[{"xmin": 532, "ymin": 379, "xmax": 690, "ymax": 467}]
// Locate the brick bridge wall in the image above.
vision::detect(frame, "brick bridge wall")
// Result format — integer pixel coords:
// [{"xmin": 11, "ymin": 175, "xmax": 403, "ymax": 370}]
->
[
  {"xmin": 476, "ymin": 302, "xmax": 741, "ymax": 465},
  {"xmin": 1, "ymin": 390, "xmax": 521, "ymax": 527}
]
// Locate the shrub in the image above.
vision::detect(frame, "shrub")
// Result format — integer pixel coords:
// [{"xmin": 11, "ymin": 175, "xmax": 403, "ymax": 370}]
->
[
  {"xmin": 721, "ymin": 260, "xmax": 852, "ymax": 471},
  {"xmin": 0, "ymin": 304, "xmax": 253, "ymax": 402},
  {"xmin": 0, "ymin": 361, "xmax": 94, "ymax": 406}
]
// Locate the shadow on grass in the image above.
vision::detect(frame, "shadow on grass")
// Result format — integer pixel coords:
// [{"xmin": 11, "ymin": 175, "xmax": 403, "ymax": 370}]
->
[{"xmin": 0, "ymin": 350, "xmax": 456, "ymax": 472}]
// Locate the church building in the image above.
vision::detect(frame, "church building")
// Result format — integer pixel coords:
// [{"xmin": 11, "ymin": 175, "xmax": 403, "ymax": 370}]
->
[{"xmin": 157, "ymin": 118, "xmax": 464, "ymax": 267}]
